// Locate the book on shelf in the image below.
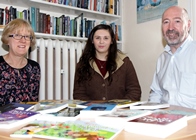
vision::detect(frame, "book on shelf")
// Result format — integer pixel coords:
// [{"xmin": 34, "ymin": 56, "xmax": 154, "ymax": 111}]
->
[
  {"xmin": 124, "ymin": 113, "xmax": 187, "ymax": 138},
  {"xmin": 32, "ymin": 120, "xmax": 122, "ymax": 140},
  {"xmin": 39, "ymin": 12, "xmax": 44, "ymax": 33},
  {"xmin": 80, "ymin": 103, "xmax": 117, "ymax": 117},
  {"xmin": 69, "ymin": 0, "xmax": 78, "ymax": 7},
  {"xmin": 59, "ymin": 14, "xmax": 65, "ymax": 35},
  {"xmin": 64, "ymin": 16, "xmax": 70, "ymax": 36},
  {"xmin": 0, "ymin": 4, "xmax": 122, "ymax": 38},
  {"xmin": 0, "ymin": 8, "xmax": 4, "ymax": 25},
  {"xmin": 117, "ymin": 24, "xmax": 122, "ymax": 41},
  {"xmin": 43, "ymin": 0, "xmax": 120, "ymax": 15},
  {"xmin": 89, "ymin": 0, "xmax": 95, "ymax": 10},
  {"xmin": 129, "ymin": 102, "xmax": 170, "ymax": 110},
  {"xmin": 35, "ymin": 7, "xmax": 40, "ymax": 32},
  {"xmin": 74, "ymin": 13, "xmax": 83, "ymax": 37},
  {"xmin": 95, "ymin": 109, "xmax": 152, "ymax": 129},
  {"xmin": 0, "ymin": 102, "xmax": 35, "ymax": 113},
  {"xmin": 155, "ymin": 109, "xmax": 196, "ymax": 121},
  {"xmin": 29, "ymin": 6, "xmax": 36, "ymax": 32},
  {"xmin": 109, "ymin": 0, "xmax": 114, "ymax": 14},
  {"xmin": 114, "ymin": 0, "xmax": 117, "ymax": 15},
  {"xmin": 0, "ymin": 109, "xmax": 40, "ymax": 129},
  {"xmin": 81, "ymin": 0, "xmax": 88, "ymax": 9}
]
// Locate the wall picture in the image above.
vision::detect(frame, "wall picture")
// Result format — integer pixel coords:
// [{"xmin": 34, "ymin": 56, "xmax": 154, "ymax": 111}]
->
[{"xmin": 137, "ymin": 0, "xmax": 178, "ymax": 24}]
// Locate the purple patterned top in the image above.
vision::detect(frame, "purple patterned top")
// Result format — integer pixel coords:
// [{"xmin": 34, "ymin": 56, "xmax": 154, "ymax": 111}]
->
[{"xmin": 0, "ymin": 56, "xmax": 40, "ymax": 106}]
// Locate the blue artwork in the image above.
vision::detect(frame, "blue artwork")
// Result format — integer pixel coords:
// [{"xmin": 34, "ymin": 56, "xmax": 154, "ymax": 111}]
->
[{"xmin": 137, "ymin": 0, "xmax": 178, "ymax": 24}]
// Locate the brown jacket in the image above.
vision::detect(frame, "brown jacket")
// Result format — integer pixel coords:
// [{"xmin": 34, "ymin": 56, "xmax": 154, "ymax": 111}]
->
[{"xmin": 73, "ymin": 52, "xmax": 141, "ymax": 101}]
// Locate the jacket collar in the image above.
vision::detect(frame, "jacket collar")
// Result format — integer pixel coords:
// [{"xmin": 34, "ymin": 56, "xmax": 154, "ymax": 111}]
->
[{"xmin": 90, "ymin": 51, "xmax": 127, "ymax": 79}]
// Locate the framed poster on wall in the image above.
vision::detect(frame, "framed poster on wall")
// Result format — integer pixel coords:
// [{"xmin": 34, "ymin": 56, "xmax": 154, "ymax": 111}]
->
[{"xmin": 137, "ymin": 0, "xmax": 178, "ymax": 24}]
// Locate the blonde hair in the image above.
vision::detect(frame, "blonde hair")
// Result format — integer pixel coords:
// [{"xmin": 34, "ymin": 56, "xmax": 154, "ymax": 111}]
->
[{"xmin": 1, "ymin": 18, "xmax": 36, "ymax": 47}]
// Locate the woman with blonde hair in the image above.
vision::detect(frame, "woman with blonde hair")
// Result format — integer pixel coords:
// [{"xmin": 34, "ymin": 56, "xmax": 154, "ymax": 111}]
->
[{"xmin": 0, "ymin": 19, "xmax": 40, "ymax": 106}]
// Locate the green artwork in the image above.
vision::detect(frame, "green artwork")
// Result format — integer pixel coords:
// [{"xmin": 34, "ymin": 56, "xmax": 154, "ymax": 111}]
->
[
  {"xmin": 33, "ymin": 120, "xmax": 121, "ymax": 140},
  {"xmin": 11, "ymin": 120, "xmax": 122, "ymax": 139}
]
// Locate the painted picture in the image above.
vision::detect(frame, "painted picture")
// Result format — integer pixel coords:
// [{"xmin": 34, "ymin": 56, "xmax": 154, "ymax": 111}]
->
[{"xmin": 137, "ymin": 0, "xmax": 178, "ymax": 23}]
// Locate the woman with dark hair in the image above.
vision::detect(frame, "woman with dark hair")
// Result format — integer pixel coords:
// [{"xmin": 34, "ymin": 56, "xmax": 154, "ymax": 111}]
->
[{"xmin": 73, "ymin": 24, "xmax": 141, "ymax": 101}]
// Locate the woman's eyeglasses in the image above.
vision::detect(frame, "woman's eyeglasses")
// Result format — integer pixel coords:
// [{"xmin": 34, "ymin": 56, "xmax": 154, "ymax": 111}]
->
[{"xmin": 9, "ymin": 34, "xmax": 33, "ymax": 41}]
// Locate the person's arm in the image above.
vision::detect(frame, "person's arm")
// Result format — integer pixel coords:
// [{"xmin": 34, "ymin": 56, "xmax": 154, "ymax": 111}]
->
[
  {"xmin": 73, "ymin": 82, "xmax": 90, "ymax": 100},
  {"xmin": 73, "ymin": 65, "xmax": 90, "ymax": 100},
  {"xmin": 148, "ymin": 72, "xmax": 163, "ymax": 103},
  {"xmin": 28, "ymin": 62, "xmax": 41, "ymax": 101},
  {"xmin": 124, "ymin": 58, "xmax": 141, "ymax": 101},
  {"xmin": 148, "ymin": 55, "xmax": 164, "ymax": 103}
]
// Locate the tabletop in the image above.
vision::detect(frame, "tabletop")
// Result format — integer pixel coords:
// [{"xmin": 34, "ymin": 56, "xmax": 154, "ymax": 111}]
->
[{"xmin": 0, "ymin": 105, "xmax": 196, "ymax": 140}]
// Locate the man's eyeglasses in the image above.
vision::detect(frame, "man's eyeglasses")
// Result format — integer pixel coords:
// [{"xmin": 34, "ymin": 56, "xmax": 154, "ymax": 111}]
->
[{"xmin": 9, "ymin": 34, "xmax": 33, "ymax": 41}]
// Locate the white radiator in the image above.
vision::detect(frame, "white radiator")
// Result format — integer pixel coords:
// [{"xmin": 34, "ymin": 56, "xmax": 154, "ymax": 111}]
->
[{"xmin": 30, "ymin": 38, "xmax": 85, "ymax": 101}]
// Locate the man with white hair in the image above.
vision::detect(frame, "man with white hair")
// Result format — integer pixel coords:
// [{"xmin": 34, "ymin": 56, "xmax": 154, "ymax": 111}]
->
[{"xmin": 149, "ymin": 6, "xmax": 196, "ymax": 109}]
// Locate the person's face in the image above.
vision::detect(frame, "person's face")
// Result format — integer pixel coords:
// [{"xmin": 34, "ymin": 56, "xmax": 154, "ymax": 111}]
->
[
  {"xmin": 93, "ymin": 29, "xmax": 112, "ymax": 56},
  {"xmin": 7, "ymin": 28, "xmax": 31, "ymax": 57},
  {"xmin": 162, "ymin": 7, "xmax": 190, "ymax": 47}
]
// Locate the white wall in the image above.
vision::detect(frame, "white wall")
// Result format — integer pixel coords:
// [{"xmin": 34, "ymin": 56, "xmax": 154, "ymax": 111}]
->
[{"xmin": 122, "ymin": 0, "xmax": 192, "ymax": 101}]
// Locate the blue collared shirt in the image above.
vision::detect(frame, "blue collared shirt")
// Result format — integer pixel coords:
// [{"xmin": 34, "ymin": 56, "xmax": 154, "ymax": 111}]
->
[{"xmin": 149, "ymin": 35, "xmax": 196, "ymax": 109}]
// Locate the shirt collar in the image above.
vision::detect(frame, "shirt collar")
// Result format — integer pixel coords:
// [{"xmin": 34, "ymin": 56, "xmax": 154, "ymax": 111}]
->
[{"xmin": 164, "ymin": 35, "xmax": 193, "ymax": 53}]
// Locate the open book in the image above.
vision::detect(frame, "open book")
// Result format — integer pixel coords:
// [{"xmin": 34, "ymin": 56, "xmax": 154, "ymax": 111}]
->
[
  {"xmin": 124, "ymin": 113, "xmax": 187, "ymax": 138},
  {"xmin": 44, "ymin": 106, "xmax": 84, "ymax": 121},
  {"xmin": 95, "ymin": 109, "xmax": 152, "ymax": 129},
  {"xmin": 80, "ymin": 103, "xmax": 117, "ymax": 117},
  {"xmin": 129, "ymin": 102, "xmax": 170, "ymax": 110},
  {"xmin": 0, "ymin": 109, "xmax": 40, "ymax": 129},
  {"xmin": 0, "ymin": 102, "xmax": 35, "ymax": 113},
  {"xmin": 30, "ymin": 100, "xmax": 86, "ymax": 114},
  {"xmin": 107, "ymin": 100, "xmax": 147, "ymax": 109},
  {"xmin": 154, "ymin": 109, "xmax": 196, "ymax": 121},
  {"xmin": 78, "ymin": 100, "xmax": 147, "ymax": 109},
  {"xmin": 11, "ymin": 119, "xmax": 122, "ymax": 140}
]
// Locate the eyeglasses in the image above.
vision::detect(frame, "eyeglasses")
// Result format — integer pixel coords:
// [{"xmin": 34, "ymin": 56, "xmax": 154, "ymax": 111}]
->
[{"xmin": 9, "ymin": 34, "xmax": 33, "ymax": 41}]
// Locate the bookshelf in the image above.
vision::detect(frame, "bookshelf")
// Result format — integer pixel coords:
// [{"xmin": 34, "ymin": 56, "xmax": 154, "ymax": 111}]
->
[{"xmin": 0, "ymin": 0, "xmax": 122, "ymax": 48}]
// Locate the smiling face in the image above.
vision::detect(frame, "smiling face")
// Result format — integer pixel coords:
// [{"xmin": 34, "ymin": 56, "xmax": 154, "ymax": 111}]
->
[
  {"xmin": 1, "ymin": 19, "xmax": 36, "ymax": 57},
  {"xmin": 7, "ymin": 28, "xmax": 31, "ymax": 57},
  {"xmin": 162, "ymin": 6, "xmax": 191, "ymax": 48},
  {"xmin": 93, "ymin": 29, "xmax": 112, "ymax": 59}
]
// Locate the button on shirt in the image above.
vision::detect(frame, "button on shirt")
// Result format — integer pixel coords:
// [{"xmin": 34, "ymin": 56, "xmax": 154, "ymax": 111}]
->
[{"xmin": 149, "ymin": 35, "xmax": 196, "ymax": 109}]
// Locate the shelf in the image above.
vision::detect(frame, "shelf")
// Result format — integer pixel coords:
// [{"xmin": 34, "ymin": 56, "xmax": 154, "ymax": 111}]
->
[
  {"xmin": 0, "ymin": 28, "xmax": 84, "ymax": 41},
  {"xmin": 30, "ymin": 0, "xmax": 121, "ymax": 19},
  {"xmin": 35, "ymin": 32, "xmax": 87, "ymax": 41},
  {"xmin": 0, "ymin": 28, "xmax": 121, "ymax": 44}
]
